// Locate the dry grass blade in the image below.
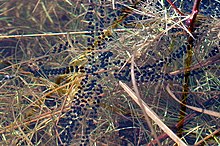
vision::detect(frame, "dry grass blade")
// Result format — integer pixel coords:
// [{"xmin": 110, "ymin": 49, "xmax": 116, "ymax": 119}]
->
[
  {"xmin": 166, "ymin": 84, "xmax": 220, "ymax": 118},
  {"xmin": 130, "ymin": 55, "xmax": 161, "ymax": 146},
  {"xmin": 0, "ymin": 29, "xmax": 136, "ymax": 39},
  {"xmin": 170, "ymin": 54, "xmax": 220, "ymax": 75},
  {"xmin": 119, "ymin": 81, "xmax": 187, "ymax": 146}
]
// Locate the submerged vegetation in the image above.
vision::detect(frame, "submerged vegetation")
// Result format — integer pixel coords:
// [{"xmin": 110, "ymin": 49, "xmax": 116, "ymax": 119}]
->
[{"xmin": 0, "ymin": 0, "xmax": 219, "ymax": 145}]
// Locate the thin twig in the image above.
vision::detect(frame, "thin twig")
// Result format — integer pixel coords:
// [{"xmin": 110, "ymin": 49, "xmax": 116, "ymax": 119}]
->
[
  {"xmin": 194, "ymin": 128, "xmax": 220, "ymax": 146},
  {"xmin": 166, "ymin": 0, "xmax": 185, "ymax": 16},
  {"xmin": 166, "ymin": 84, "xmax": 220, "ymax": 118}
]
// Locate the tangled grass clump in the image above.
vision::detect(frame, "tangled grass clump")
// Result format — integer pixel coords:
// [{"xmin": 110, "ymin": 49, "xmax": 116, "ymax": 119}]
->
[{"xmin": 0, "ymin": 0, "xmax": 219, "ymax": 145}]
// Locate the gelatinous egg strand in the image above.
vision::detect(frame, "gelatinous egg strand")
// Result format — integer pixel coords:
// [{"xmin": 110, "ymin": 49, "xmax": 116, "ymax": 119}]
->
[{"xmin": 23, "ymin": 1, "xmax": 219, "ymax": 145}]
